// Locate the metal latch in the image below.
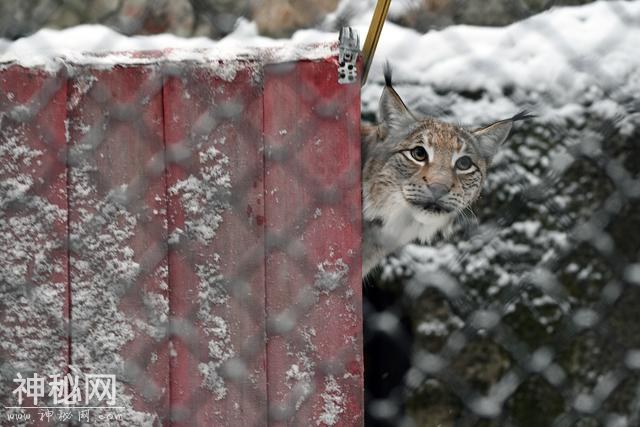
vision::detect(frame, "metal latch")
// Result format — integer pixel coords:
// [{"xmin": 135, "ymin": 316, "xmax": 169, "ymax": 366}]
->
[{"xmin": 338, "ymin": 27, "xmax": 360, "ymax": 85}]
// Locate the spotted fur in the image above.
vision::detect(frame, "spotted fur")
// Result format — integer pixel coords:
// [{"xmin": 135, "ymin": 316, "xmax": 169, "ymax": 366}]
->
[{"xmin": 362, "ymin": 67, "xmax": 531, "ymax": 277}]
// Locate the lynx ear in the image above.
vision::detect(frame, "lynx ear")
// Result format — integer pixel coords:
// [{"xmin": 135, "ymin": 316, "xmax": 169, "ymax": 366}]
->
[
  {"xmin": 378, "ymin": 64, "xmax": 414, "ymax": 134},
  {"xmin": 473, "ymin": 120, "xmax": 513, "ymax": 160},
  {"xmin": 473, "ymin": 111, "xmax": 535, "ymax": 161}
]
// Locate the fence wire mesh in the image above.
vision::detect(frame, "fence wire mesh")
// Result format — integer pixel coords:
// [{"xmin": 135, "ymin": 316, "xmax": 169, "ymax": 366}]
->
[{"xmin": 1, "ymin": 1, "xmax": 640, "ymax": 427}]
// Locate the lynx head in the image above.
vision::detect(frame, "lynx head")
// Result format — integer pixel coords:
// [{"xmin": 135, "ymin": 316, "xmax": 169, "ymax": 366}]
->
[{"xmin": 363, "ymin": 66, "xmax": 531, "ymax": 244}]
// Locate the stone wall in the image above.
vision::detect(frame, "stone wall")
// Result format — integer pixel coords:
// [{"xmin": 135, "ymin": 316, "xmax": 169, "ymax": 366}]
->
[{"xmin": 391, "ymin": 0, "xmax": 598, "ymax": 31}]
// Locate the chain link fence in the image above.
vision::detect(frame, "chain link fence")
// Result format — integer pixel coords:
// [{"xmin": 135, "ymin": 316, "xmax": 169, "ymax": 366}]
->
[{"xmin": 1, "ymin": 1, "xmax": 640, "ymax": 427}]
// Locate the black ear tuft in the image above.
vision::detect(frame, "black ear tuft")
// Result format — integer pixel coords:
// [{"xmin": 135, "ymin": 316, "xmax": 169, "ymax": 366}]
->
[
  {"xmin": 383, "ymin": 61, "xmax": 393, "ymax": 87},
  {"xmin": 511, "ymin": 110, "xmax": 536, "ymax": 122}
]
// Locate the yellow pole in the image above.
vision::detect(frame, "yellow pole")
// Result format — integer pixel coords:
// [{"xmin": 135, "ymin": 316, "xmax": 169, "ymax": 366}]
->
[{"xmin": 361, "ymin": 0, "xmax": 392, "ymax": 86}]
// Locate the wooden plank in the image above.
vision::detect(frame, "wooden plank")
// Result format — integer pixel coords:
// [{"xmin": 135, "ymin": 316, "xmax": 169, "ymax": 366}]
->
[
  {"xmin": 164, "ymin": 62, "xmax": 267, "ymax": 426},
  {"xmin": 263, "ymin": 59, "xmax": 363, "ymax": 426},
  {"xmin": 67, "ymin": 65, "xmax": 170, "ymax": 424},
  {"xmin": 0, "ymin": 66, "xmax": 69, "ymax": 422}
]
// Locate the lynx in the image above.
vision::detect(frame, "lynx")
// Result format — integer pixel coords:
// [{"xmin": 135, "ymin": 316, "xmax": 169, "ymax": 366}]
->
[{"xmin": 362, "ymin": 66, "xmax": 531, "ymax": 277}]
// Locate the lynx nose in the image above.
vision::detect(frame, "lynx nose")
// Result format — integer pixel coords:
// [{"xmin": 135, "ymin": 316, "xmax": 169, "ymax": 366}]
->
[{"xmin": 427, "ymin": 183, "xmax": 451, "ymax": 201}]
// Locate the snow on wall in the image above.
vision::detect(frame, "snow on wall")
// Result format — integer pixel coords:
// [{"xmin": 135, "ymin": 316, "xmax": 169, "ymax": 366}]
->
[
  {"xmin": 314, "ymin": 258, "xmax": 349, "ymax": 294},
  {"xmin": 0, "ymin": 23, "xmax": 337, "ymax": 73},
  {"xmin": 316, "ymin": 375, "xmax": 345, "ymax": 426},
  {"xmin": 0, "ymin": 123, "xmax": 67, "ymax": 409},
  {"xmin": 68, "ymin": 156, "xmax": 159, "ymax": 425},
  {"xmin": 168, "ymin": 136, "xmax": 235, "ymax": 400}
]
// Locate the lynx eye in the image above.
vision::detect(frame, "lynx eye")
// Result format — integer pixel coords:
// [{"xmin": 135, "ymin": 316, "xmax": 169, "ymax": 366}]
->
[
  {"xmin": 409, "ymin": 146, "xmax": 428, "ymax": 162},
  {"xmin": 455, "ymin": 156, "xmax": 473, "ymax": 171}
]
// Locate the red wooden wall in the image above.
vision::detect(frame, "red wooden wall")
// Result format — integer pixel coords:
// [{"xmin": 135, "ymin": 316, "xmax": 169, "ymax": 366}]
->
[{"xmin": 0, "ymin": 50, "xmax": 362, "ymax": 426}]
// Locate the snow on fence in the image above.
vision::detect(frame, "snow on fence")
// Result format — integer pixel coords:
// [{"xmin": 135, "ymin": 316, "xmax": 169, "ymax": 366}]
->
[{"xmin": 0, "ymin": 45, "xmax": 362, "ymax": 425}]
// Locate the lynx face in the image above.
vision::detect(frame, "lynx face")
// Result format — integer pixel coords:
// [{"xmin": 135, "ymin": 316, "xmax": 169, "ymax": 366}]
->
[
  {"xmin": 386, "ymin": 118, "xmax": 491, "ymax": 222},
  {"xmin": 362, "ymin": 67, "xmax": 528, "ymax": 275}
]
